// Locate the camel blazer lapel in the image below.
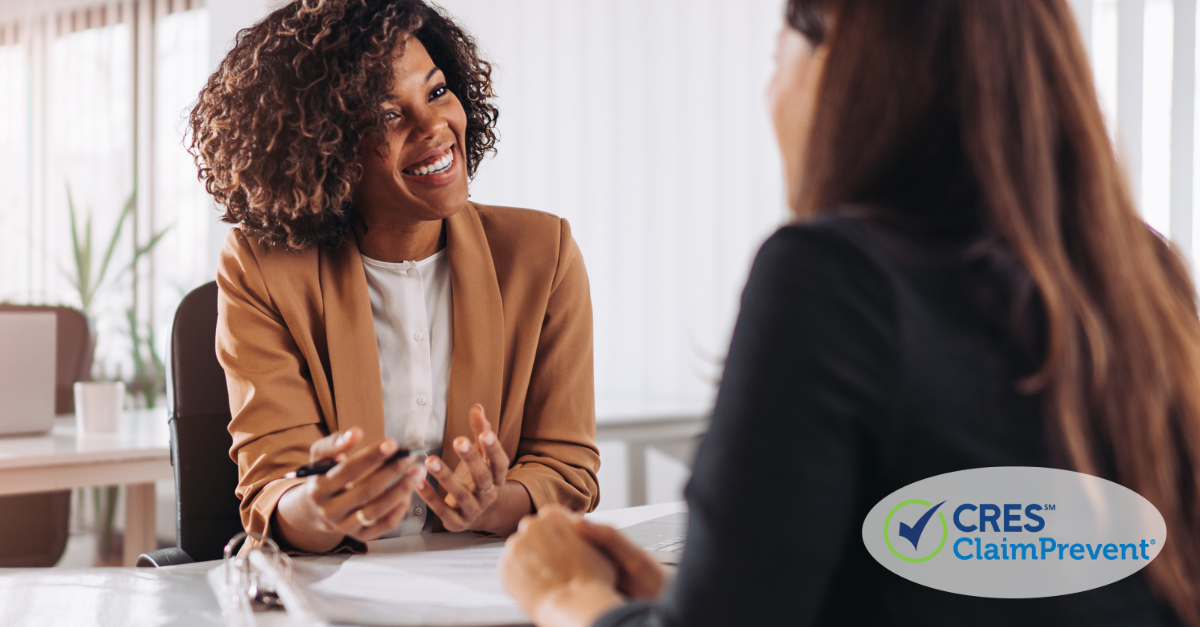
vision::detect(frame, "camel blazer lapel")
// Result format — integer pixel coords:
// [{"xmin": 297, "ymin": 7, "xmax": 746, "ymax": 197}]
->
[
  {"xmin": 318, "ymin": 234, "xmax": 386, "ymax": 443},
  {"xmin": 441, "ymin": 205, "xmax": 505, "ymax": 472}
]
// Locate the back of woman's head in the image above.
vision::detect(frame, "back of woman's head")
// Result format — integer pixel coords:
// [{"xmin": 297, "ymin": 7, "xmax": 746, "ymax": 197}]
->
[{"xmin": 788, "ymin": 0, "xmax": 1200, "ymax": 621}]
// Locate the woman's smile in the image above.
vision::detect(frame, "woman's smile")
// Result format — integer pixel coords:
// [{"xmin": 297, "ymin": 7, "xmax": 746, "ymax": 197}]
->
[{"xmin": 401, "ymin": 143, "xmax": 459, "ymax": 186}]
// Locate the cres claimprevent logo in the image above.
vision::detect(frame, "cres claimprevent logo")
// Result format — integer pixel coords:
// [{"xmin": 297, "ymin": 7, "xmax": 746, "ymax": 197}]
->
[{"xmin": 862, "ymin": 467, "xmax": 1167, "ymax": 598}]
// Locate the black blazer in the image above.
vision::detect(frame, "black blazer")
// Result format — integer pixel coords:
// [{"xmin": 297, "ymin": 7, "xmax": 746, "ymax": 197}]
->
[{"xmin": 596, "ymin": 215, "xmax": 1182, "ymax": 626}]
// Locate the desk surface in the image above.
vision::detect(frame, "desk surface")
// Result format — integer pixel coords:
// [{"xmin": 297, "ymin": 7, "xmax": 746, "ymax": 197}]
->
[
  {"xmin": 0, "ymin": 502, "xmax": 685, "ymax": 627},
  {"xmin": 0, "ymin": 409, "xmax": 169, "ymax": 471}
]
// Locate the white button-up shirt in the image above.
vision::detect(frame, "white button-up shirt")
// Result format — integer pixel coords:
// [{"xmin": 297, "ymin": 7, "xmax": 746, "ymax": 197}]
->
[{"xmin": 361, "ymin": 248, "xmax": 453, "ymax": 536}]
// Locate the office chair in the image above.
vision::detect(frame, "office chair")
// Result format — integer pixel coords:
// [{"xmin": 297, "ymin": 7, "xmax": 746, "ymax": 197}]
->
[
  {"xmin": 136, "ymin": 282, "xmax": 244, "ymax": 567},
  {"xmin": 0, "ymin": 304, "xmax": 93, "ymax": 567}
]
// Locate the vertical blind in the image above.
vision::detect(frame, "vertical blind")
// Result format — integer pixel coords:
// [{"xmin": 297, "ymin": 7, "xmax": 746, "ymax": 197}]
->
[{"xmin": 1073, "ymin": 0, "xmax": 1198, "ymax": 258}]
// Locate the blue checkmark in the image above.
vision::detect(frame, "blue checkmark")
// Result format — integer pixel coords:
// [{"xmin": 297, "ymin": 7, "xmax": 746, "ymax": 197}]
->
[{"xmin": 897, "ymin": 500, "xmax": 946, "ymax": 551}]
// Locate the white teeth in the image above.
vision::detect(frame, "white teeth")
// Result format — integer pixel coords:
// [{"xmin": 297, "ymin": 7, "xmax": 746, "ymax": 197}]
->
[{"xmin": 407, "ymin": 151, "xmax": 453, "ymax": 176}]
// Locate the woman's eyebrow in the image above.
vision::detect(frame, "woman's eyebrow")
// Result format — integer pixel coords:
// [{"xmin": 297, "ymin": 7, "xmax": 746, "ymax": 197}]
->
[{"xmin": 425, "ymin": 66, "xmax": 442, "ymax": 82}]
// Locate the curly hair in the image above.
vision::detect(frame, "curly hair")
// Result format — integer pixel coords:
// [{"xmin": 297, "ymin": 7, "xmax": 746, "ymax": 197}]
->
[{"xmin": 189, "ymin": 0, "xmax": 498, "ymax": 249}]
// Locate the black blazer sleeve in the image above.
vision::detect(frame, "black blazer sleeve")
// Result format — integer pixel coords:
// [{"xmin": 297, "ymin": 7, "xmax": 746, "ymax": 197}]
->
[{"xmin": 595, "ymin": 224, "xmax": 897, "ymax": 627}]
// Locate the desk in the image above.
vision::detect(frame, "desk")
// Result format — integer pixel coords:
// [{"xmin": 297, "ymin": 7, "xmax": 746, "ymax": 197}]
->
[
  {"xmin": 0, "ymin": 409, "xmax": 173, "ymax": 566},
  {"xmin": 0, "ymin": 502, "xmax": 685, "ymax": 627}
]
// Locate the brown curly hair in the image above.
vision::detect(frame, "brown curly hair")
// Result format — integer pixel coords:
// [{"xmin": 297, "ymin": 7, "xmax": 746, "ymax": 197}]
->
[{"xmin": 189, "ymin": 0, "xmax": 498, "ymax": 249}]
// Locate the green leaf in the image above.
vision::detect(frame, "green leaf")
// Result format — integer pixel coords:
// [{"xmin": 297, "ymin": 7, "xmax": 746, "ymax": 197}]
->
[
  {"xmin": 133, "ymin": 226, "xmax": 170, "ymax": 261},
  {"xmin": 94, "ymin": 191, "xmax": 135, "ymax": 294},
  {"xmin": 65, "ymin": 186, "xmax": 91, "ymax": 312}
]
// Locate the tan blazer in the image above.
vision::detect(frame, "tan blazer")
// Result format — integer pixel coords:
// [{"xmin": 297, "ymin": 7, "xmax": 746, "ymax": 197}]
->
[{"xmin": 215, "ymin": 203, "xmax": 600, "ymax": 542}]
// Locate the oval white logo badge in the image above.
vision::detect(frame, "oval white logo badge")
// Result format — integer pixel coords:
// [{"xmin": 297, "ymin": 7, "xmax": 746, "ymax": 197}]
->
[{"xmin": 861, "ymin": 467, "xmax": 1166, "ymax": 597}]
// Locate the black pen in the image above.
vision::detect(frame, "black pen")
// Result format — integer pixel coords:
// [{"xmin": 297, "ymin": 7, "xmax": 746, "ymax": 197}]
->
[{"xmin": 285, "ymin": 446, "xmax": 429, "ymax": 478}]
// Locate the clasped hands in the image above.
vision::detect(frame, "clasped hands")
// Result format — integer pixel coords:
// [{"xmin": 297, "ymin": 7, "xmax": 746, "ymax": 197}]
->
[
  {"xmin": 277, "ymin": 404, "xmax": 514, "ymax": 551},
  {"xmin": 499, "ymin": 506, "xmax": 669, "ymax": 627}
]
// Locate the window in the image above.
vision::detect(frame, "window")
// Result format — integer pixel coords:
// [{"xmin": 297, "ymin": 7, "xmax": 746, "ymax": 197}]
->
[
  {"xmin": 0, "ymin": 22, "xmax": 31, "ymax": 303},
  {"xmin": 1079, "ymin": 0, "xmax": 1196, "ymax": 255},
  {"xmin": 0, "ymin": 1, "xmax": 210, "ymax": 397}
]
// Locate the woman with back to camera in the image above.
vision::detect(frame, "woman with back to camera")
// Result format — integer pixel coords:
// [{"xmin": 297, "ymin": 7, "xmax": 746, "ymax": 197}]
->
[
  {"xmin": 191, "ymin": 0, "xmax": 599, "ymax": 554},
  {"xmin": 499, "ymin": 0, "xmax": 1200, "ymax": 625}
]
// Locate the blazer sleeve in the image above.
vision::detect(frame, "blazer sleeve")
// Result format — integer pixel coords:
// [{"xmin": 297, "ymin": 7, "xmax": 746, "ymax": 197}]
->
[
  {"xmin": 506, "ymin": 219, "xmax": 602, "ymax": 513},
  {"xmin": 216, "ymin": 230, "xmax": 326, "ymax": 543}
]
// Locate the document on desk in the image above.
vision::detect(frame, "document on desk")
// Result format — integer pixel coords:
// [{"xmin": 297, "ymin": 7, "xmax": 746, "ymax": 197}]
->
[
  {"xmin": 311, "ymin": 545, "xmax": 515, "ymax": 607},
  {"xmin": 293, "ymin": 535, "xmax": 530, "ymax": 626}
]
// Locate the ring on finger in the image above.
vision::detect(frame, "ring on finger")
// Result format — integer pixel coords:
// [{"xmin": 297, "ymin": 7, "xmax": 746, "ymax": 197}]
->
[
  {"xmin": 480, "ymin": 485, "xmax": 494, "ymax": 496},
  {"xmin": 355, "ymin": 509, "xmax": 378, "ymax": 527}
]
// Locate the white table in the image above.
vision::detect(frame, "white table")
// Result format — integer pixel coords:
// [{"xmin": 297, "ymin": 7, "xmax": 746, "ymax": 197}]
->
[
  {"xmin": 0, "ymin": 409, "xmax": 173, "ymax": 566},
  {"xmin": 0, "ymin": 502, "xmax": 685, "ymax": 627}
]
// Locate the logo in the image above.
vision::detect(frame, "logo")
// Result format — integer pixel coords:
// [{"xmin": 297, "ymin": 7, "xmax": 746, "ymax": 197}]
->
[
  {"xmin": 885, "ymin": 500, "xmax": 947, "ymax": 562},
  {"xmin": 861, "ymin": 467, "xmax": 1166, "ymax": 598}
]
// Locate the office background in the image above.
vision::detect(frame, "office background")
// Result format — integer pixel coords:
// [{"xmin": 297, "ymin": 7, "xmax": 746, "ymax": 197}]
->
[{"xmin": 0, "ymin": 0, "xmax": 1191, "ymax": 561}]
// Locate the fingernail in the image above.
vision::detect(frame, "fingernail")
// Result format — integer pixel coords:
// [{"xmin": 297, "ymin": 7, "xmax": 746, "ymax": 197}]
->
[
  {"xmin": 414, "ymin": 466, "xmax": 427, "ymax": 480},
  {"xmin": 380, "ymin": 439, "xmax": 397, "ymax": 455},
  {"xmin": 456, "ymin": 438, "xmax": 470, "ymax": 453},
  {"xmin": 482, "ymin": 431, "xmax": 496, "ymax": 446},
  {"xmin": 339, "ymin": 431, "xmax": 352, "ymax": 445},
  {"xmin": 417, "ymin": 478, "xmax": 429, "ymax": 490},
  {"xmin": 428, "ymin": 458, "xmax": 442, "ymax": 472}
]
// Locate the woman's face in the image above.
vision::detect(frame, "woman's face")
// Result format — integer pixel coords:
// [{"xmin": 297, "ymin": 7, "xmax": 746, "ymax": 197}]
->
[
  {"xmin": 356, "ymin": 38, "xmax": 470, "ymax": 226},
  {"xmin": 767, "ymin": 25, "xmax": 827, "ymax": 210}
]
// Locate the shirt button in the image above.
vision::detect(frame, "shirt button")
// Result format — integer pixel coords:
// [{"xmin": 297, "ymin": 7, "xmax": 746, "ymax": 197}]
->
[
  {"xmin": 414, "ymin": 506, "xmax": 423, "ymax": 516},
  {"xmin": 414, "ymin": 332, "xmax": 424, "ymax": 341},
  {"xmin": 406, "ymin": 268, "xmax": 416, "ymax": 277},
  {"xmin": 417, "ymin": 396, "xmax": 427, "ymax": 406}
]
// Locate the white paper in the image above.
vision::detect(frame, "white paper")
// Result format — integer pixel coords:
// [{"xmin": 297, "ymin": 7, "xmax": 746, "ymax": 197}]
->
[{"xmin": 310, "ymin": 545, "xmax": 518, "ymax": 610}]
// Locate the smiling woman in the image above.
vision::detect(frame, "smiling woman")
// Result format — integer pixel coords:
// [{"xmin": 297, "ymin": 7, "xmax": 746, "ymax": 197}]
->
[{"xmin": 189, "ymin": 0, "xmax": 599, "ymax": 556}]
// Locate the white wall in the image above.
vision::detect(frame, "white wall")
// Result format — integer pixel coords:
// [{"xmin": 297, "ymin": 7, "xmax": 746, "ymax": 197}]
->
[{"xmin": 434, "ymin": 0, "xmax": 789, "ymax": 415}]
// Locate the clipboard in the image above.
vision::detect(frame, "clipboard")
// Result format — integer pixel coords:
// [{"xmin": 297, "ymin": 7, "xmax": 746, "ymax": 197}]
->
[{"xmin": 206, "ymin": 532, "xmax": 329, "ymax": 627}]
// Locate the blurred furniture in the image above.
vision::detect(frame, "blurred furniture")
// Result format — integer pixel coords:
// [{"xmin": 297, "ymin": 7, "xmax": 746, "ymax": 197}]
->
[
  {"xmin": 0, "ymin": 502, "xmax": 681, "ymax": 626},
  {"xmin": 595, "ymin": 399, "xmax": 708, "ymax": 507},
  {"xmin": 0, "ymin": 304, "xmax": 93, "ymax": 567},
  {"xmin": 0, "ymin": 304, "xmax": 94, "ymax": 414},
  {"xmin": 0, "ymin": 410, "xmax": 171, "ymax": 566},
  {"xmin": 137, "ymin": 282, "xmax": 242, "ymax": 567}
]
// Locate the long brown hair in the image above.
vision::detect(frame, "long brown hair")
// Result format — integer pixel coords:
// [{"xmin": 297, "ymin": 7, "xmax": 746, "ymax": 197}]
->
[{"xmin": 789, "ymin": 0, "xmax": 1200, "ymax": 621}]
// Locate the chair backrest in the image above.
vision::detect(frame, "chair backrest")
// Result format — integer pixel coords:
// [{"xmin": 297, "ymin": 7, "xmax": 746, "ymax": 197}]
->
[
  {"xmin": 0, "ymin": 304, "xmax": 93, "ymax": 414},
  {"xmin": 168, "ymin": 281, "xmax": 244, "ymax": 561}
]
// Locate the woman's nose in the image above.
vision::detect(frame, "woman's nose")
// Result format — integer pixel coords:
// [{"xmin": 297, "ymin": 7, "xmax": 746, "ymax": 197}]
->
[{"xmin": 410, "ymin": 104, "xmax": 448, "ymax": 139}]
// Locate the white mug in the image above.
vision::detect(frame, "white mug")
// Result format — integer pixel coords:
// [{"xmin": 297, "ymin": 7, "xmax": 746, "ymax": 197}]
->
[{"xmin": 73, "ymin": 381, "xmax": 125, "ymax": 434}]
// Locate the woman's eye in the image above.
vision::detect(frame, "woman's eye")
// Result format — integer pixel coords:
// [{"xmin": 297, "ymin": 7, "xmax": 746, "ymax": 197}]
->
[
  {"xmin": 384, "ymin": 110, "xmax": 401, "ymax": 121},
  {"xmin": 430, "ymin": 85, "xmax": 448, "ymax": 101}
]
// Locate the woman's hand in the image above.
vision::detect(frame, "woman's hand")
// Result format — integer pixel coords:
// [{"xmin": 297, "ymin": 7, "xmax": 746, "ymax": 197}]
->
[
  {"xmin": 573, "ymin": 518, "xmax": 668, "ymax": 600},
  {"xmin": 500, "ymin": 506, "xmax": 623, "ymax": 627},
  {"xmin": 274, "ymin": 427, "xmax": 426, "ymax": 553},
  {"xmin": 416, "ymin": 404, "xmax": 532, "ymax": 534}
]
